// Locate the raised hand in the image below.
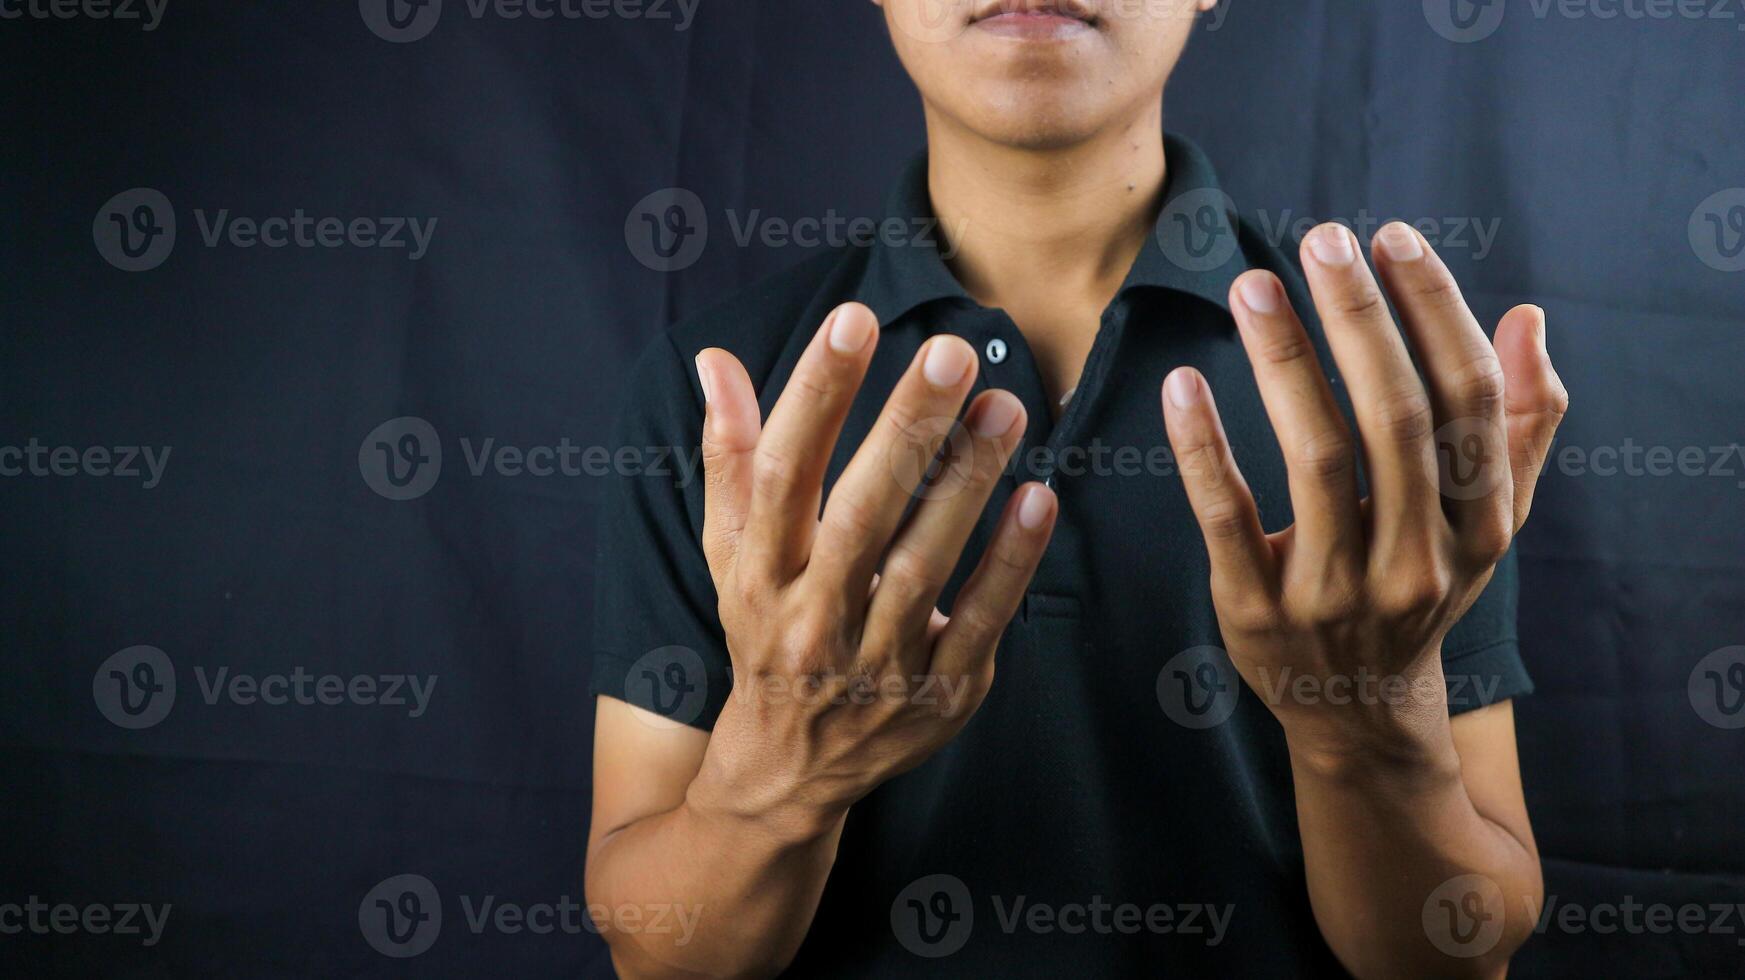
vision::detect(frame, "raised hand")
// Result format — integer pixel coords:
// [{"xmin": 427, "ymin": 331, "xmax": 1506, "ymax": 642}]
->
[
  {"xmin": 690, "ymin": 302, "xmax": 1057, "ymax": 833},
  {"xmin": 1161, "ymin": 221, "xmax": 1568, "ymax": 750}
]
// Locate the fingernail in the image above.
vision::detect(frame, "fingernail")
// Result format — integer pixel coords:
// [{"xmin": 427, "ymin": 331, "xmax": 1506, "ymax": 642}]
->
[
  {"xmin": 1166, "ymin": 369, "xmax": 1200, "ymax": 410},
  {"xmin": 1017, "ymin": 483, "xmax": 1054, "ymax": 530},
  {"xmin": 695, "ymin": 355, "xmax": 714, "ymax": 403},
  {"xmin": 970, "ymin": 392, "xmax": 1021, "ymax": 438},
  {"xmin": 922, "ymin": 337, "xmax": 973, "ymax": 388},
  {"xmin": 1309, "ymin": 225, "xmax": 1356, "ymax": 266},
  {"xmin": 1379, "ymin": 222, "xmax": 1423, "ymax": 261},
  {"xmin": 1237, "ymin": 275, "xmax": 1279, "ymax": 314},
  {"xmin": 828, "ymin": 304, "xmax": 874, "ymax": 354}
]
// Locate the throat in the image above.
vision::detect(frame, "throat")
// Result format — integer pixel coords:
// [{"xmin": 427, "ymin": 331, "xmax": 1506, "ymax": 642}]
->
[{"xmin": 1002, "ymin": 296, "xmax": 1113, "ymax": 419}]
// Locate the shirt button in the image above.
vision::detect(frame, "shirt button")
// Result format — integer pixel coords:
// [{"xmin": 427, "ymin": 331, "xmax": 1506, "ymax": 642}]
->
[{"xmin": 984, "ymin": 338, "xmax": 1008, "ymax": 364}]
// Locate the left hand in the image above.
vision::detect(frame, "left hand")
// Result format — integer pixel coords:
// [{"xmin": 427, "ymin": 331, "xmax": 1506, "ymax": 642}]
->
[{"xmin": 1161, "ymin": 221, "xmax": 1568, "ymax": 756}]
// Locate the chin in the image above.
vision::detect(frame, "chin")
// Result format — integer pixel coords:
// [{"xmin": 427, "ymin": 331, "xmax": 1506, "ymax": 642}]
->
[{"xmin": 952, "ymin": 86, "xmax": 1131, "ymax": 151}]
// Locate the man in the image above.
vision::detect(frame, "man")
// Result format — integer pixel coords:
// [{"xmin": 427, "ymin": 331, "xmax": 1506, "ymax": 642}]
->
[{"xmin": 586, "ymin": 1, "xmax": 1568, "ymax": 976}]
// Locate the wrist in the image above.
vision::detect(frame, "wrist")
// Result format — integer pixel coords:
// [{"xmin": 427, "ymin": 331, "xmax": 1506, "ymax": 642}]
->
[
  {"xmin": 685, "ymin": 726, "xmax": 847, "ymax": 847},
  {"xmin": 1275, "ymin": 655, "xmax": 1461, "ymax": 783}
]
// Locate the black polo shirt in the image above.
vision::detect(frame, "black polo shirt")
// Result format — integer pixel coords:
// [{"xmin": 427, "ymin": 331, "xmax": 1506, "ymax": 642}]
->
[{"xmin": 591, "ymin": 135, "xmax": 1530, "ymax": 977}]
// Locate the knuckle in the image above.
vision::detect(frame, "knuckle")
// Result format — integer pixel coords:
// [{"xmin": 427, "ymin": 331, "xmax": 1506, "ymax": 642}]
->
[
  {"xmin": 883, "ymin": 543, "xmax": 949, "ymax": 595},
  {"xmin": 1450, "ymin": 356, "xmax": 1507, "ymax": 415},
  {"xmin": 751, "ymin": 443, "xmax": 803, "ymax": 497},
  {"xmin": 1197, "ymin": 497, "xmax": 1254, "ymax": 541},
  {"xmin": 784, "ymin": 369, "xmax": 845, "ymax": 407},
  {"xmin": 1180, "ymin": 443, "xmax": 1231, "ymax": 487},
  {"xmin": 1375, "ymin": 566, "xmax": 1451, "ymax": 616},
  {"xmin": 1289, "ymin": 429, "xmax": 1356, "ymax": 479},
  {"xmin": 1257, "ymin": 332, "xmax": 1314, "ymax": 365},
  {"xmin": 986, "ymin": 536, "xmax": 1033, "ymax": 577},
  {"xmin": 1412, "ymin": 272, "xmax": 1467, "ymax": 314},
  {"xmin": 880, "ymin": 398, "xmax": 930, "ymax": 448},
  {"xmin": 1216, "ymin": 583, "xmax": 1279, "ymax": 631},
  {"xmin": 1464, "ymin": 519, "xmax": 1513, "ymax": 566},
  {"xmin": 1546, "ymin": 376, "xmax": 1572, "ymax": 419},
  {"xmin": 1374, "ymin": 385, "xmax": 1435, "ymax": 441},
  {"xmin": 825, "ymin": 491, "xmax": 881, "ymax": 542},
  {"xmin": 950, "ymin": 602, "xmax": 1004, "ymax": 645},
  {"xmin": 1332, "ymin": 285, "xmax": 1388, "ymax": 320}
]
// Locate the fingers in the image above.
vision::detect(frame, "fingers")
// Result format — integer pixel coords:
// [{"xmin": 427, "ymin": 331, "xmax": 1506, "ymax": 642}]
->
[
  {"xmin": 1228, "ymin": 270, "xmax": 1362, "ymax": 584},
  {"xmin": 1299, "ymin": 223, "xmax": 1442, "ymax": 558},
  {"xmin": 865, "ymin": 390, "xmax": 1028, "ymax": 658},
  {"xmin": 809, "ymin": 334, "xmax": 981, "ymax": 601},
  {"xmin": 740, "ymin": 303, "xmax": 880, "ymax": 582},
  {"xmin": 1370, "ymin": 223, "xmax": 1513, "ymax": 562},
  {"xmin": 930, "ymin": 482, "xmax": 1056, "ymax": 682},
  {"xmin": 1161, "ymin": 368, "xmax": 1276, "ymax": 600},
  {"xmin": 1494, "ymin": 304, "xmax": 1569, "ymax": 534},
  {"xmin": 696, "ymin": 347, "xmax": 760, "ymax": 588}
]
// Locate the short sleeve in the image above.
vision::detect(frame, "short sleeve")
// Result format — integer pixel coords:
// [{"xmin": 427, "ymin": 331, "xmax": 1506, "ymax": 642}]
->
[
  {"xmin": 1441, "ymin": 546, "xmax": 1532, "ymax": 714},
  {"xmin": 588, "ymin": 331, "xmax": 731, "ymax": 730}
]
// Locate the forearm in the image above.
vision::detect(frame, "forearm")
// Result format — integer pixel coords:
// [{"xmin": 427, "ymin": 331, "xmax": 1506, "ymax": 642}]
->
[
  {"xmin": 585, "ymin": 755, "xmax": 847, "ymax": 980},
  {"xmin": 1285, "ymin": 684, "xmax": 1542, "ymax": 979}
]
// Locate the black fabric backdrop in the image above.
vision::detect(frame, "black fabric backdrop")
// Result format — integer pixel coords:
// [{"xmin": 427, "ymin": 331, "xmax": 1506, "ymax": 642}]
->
[{"xmin": 3, "ymin": 1, "xmax": 1742, "ymax": 976}]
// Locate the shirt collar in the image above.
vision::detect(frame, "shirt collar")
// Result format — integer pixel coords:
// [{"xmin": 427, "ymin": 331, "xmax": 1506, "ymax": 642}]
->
[{"xmin": 854, "ymin": 132, "xmax": 1247, "ymax": 325}]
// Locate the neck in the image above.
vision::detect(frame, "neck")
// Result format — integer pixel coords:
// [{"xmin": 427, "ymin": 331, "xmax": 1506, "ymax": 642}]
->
[{"xmin": 924, "ymin": 106, "xmax": 1167, "ymax": 312}]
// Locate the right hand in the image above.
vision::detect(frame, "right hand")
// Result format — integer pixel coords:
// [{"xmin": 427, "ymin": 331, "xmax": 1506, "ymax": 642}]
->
[{"xmin": 690, "ymin": 302, "xmax": 1057, "ymax": 835}]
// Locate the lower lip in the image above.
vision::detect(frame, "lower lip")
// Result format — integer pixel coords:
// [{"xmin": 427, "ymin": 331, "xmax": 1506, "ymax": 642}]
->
[{"xmin": 971, "ymin": 12, "xmax": 1096, "ymax": 39}]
